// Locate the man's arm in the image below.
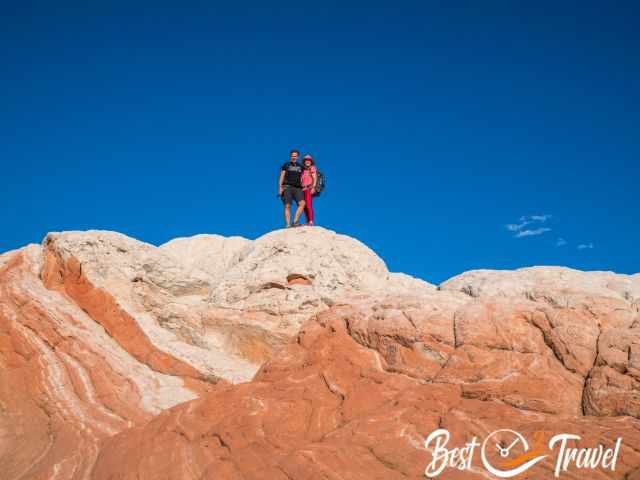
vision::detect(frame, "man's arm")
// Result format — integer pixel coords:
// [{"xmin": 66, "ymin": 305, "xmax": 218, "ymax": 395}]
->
[{"xmin": 278, "ymin": 170, "xmax": 285, "ymax": 195}]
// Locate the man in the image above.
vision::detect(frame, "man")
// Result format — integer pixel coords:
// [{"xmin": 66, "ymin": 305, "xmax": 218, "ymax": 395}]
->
[{"xmin": 278, "ymin": 149, "xmax": 305, "ymax": 227}]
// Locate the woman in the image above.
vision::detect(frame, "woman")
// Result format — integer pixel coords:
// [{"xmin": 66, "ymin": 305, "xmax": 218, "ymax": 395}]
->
[{"xmin": 300, "ymin": 154, "xmax": 318, "ymax": 225}]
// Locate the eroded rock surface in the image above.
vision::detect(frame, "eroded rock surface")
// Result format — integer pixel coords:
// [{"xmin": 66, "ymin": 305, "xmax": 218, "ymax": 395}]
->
[
  {"xmin": 1, "ymin": 228, "xmax": 639, "ymax": 479},
  {"xmin": 0, "ymin": 245, "xmax": 213, "ymax": 480},
  {"xmin": 93, "ymin": 305, "xmax": 640, "ymax": 479},
  {"xmin": 442, "ymin": 267, "xmax": 640, "ymax": 419}
]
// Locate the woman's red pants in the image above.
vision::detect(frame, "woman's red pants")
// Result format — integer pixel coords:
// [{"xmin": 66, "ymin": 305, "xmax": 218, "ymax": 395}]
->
[{"xmin": 303, "ymin": 189, "xmax": 314, "ymax": 224}]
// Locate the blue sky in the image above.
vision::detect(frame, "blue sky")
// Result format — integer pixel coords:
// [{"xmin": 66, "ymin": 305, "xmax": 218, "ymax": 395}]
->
[{"xmin": 1, "ymin": 1, "xmax": 639, "ymax": 284}]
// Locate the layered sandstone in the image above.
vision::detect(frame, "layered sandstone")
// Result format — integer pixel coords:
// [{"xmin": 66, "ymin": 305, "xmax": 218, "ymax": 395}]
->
[
  {"xmin": 93, "ymin": 303, "xmax": 640, "ymax": 479},
  {"xmin": 1, "ymin": 227, "xmax": 639, "ymax": 479},
  {"xmin": 0, "ymin": 244, "xmax": 208, "ymax": 480}
]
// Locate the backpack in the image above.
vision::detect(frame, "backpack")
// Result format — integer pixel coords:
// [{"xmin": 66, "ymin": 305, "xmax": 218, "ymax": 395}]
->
[{"xmin": 314, "ymin": 170, "xmax": 326, "ymax": 196}]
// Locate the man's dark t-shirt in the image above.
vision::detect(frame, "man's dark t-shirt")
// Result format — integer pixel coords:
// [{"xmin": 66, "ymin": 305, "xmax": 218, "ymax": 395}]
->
[{"xmin": 281, "ymin": 161, "xmax": 303, "ymax": 188}]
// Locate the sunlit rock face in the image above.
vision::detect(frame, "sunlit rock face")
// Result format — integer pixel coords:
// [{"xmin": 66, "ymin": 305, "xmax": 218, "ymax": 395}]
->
[
  {"xmin": 0, "ymin": 244, "xmax": 209, "ymax": 480},
  {"xmin": 1, "ymin": 228, "xmax": 639, "ymax": 479}
]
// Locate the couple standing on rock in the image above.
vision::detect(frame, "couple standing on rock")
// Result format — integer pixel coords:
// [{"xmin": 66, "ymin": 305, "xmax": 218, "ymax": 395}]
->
[{"xmin": 278, "ymin": 149, "xmax": 320, "ymax": 228}]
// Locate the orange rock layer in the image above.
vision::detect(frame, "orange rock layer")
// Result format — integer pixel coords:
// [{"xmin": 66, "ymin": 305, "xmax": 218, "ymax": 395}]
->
[
  {"xmin": 92, "ymin": 306, "xmax": 640, "ymax": 479},
  {"xmin": 0, "ymin": 247, "xmax": 218, "ymax": 479}
]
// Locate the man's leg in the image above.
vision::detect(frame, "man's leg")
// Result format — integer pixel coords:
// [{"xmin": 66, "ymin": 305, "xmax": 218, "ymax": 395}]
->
[
  {"xmin": 282, "ymin": 188, "xmax": 293, "ymax": 227},
  {"xmin": 284, "ymin": 203, "xmax": 291, "ymax": 226},
  {"xmin": 292, "ymin": 188, "xmax": 305, "ymax": 225},
  {"xmin": 293, "ymin": 200, "xmax": 305, "ymax": 225}
]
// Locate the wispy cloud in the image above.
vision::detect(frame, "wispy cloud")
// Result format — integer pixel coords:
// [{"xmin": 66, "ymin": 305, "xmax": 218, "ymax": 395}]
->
[
  {"xmin": 578, "ymin": 243, "xmax": 594, "ymax": 250},
  {"xmin": 506, "ymin": 215, "xmax": 552, "ymax": 238},
  {"xmin": 556, "ymin": 238, "xmax": 567, "ymax": 247},
  {"xmin": 531, "ymin": 215, "xmax": 552, "ymax": 222},
  {"xmin": 515, "ymin": 227, "xmax": 552, "ymax": 238}
]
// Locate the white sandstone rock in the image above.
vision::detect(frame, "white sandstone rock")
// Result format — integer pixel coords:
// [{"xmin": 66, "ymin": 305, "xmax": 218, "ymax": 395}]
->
[{"xmin": 440, "ymin": 266, "xmax": 640, "ymax": 305}]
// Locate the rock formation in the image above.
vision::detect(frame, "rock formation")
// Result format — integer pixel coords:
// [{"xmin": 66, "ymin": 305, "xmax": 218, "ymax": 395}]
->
[{"xmin": 1, "ymin": 227, "xmax": 639, "ymax": 479}]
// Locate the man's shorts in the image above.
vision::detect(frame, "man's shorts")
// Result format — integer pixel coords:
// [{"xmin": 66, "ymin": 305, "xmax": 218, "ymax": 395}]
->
[{"xmin": 282, "ymin": 186, "xmax": 304, "ymax": 205}]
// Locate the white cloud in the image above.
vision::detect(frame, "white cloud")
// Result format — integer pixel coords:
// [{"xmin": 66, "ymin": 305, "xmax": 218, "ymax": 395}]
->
[
  {"xmin": 506, "ymin": 215, "xmax": 552, "ymax": 238},
  {"xmin": 578, "ymin": 243, "xmax": 594, "ymax": 250},
  {"xmin": 515, "ymin": 227, "xmax": 552, "ymax": 238},
  {"xmin": 531, "ymin": 215, "xmax": 552, "ymax": 222},
  {"xmin": 556, "ymin": 238, "xmax": 567, "ymax": 247}
]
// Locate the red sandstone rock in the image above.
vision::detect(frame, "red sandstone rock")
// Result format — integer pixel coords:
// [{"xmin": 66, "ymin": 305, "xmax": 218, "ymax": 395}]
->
[{"xmin": 92, "ymin": 307, "xmax": 640, "ymax": 479}]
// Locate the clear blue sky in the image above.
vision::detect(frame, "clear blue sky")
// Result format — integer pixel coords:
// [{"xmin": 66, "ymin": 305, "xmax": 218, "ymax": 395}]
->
[{"xmin": 2, "ymin": 1, "xmax": 639, "ymax": 284}]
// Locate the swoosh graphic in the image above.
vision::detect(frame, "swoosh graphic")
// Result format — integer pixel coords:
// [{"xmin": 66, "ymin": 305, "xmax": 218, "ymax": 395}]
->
[
  {"xmin": 486, "ymin": 455, "xmax": 548, "ymax": 478},
  {"xmin": 500, "ymin": 448, "xmax": 545, "ymax": 469}
]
